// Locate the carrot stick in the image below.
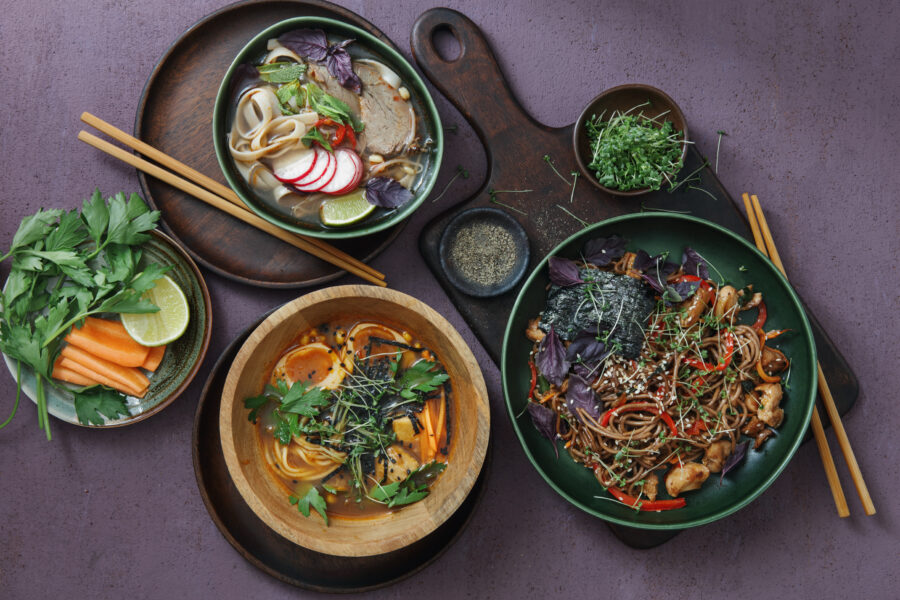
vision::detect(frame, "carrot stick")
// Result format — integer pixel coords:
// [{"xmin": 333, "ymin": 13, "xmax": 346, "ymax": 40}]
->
[
  {"xmin": 433, "ymin": 392, "xmax": 446, "ymax": 454},
  {"xmin": 58, "ymin": 357, "xmax": 145, "ymax": 398},
  {"xmin": 66, "ymin": 318, "xmax": 150, "ymax": 367},
  {"xmin": 60, "ymin": 345, "xmax": 149, "ymax": 393},
  {"xmin": 422, "ymin": 401, "xmax": 437, "ymax": 454},
  {"xmin": 52, "ymin": 357, "xmax": 98, "ymax": 388},
  {"xmin": 142, "ymin": 345, "xmax": 166, "ymax": 372}
]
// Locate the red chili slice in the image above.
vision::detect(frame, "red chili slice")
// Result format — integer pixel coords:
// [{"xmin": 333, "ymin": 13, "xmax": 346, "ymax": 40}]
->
[{"xmin": 607, "ymin": 486, "xmax": 686, "ymax": 511}]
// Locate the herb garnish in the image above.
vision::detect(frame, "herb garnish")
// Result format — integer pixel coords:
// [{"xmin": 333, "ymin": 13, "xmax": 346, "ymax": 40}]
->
[
  {"xmin": 0, "ymin": 191, "xmax": 166, "ymax": 438},
  {"xmin": 290, "ymin": 486, "xmax": 329, "ymax": 525},
  {"xmin": 369, "ymin": 461, "xmax": 446, "ymax": 507}
]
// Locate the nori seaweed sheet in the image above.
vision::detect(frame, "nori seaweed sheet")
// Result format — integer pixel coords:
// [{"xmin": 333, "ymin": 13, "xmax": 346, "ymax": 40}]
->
[{"xmin": 539, "ymin": 269, "xmax": 655, "ymax": 359}]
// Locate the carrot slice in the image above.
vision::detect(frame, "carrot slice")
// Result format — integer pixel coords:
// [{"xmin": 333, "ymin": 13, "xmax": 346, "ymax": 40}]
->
[
  {"xmin": 142, "ymin": 345, "xmax": 166, "ymax": 372},
  {"xmin": 60, "ymin": 345, "xmax": 150, "ymax": 393},
  {"xmin": 66, "ymin": 318, "xmax": 150, "ymax": 367},
  {"xmin": 422, "ymin": 401, "xmax": 437, "ymax": 454},
  {"xmin": 57, "ymin": 357, "xmax": 145, "ymax": 398},
  {"xmin": 433, "ymin": 391, "xmax": 446, "ymax": 454},
  {"xmin": 52, "ymin": 357, "xmax": 98, "ymax": 388}
]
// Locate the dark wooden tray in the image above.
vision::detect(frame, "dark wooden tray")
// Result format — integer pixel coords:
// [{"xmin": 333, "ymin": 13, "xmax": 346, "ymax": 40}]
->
[
  {"xmin": 411, "ymin": 8, "xmax": 859, "ymax": 548},
  {"xmin": 135, "ymin": 0, "xmax": 402, "ymax": 288},
  {"xmin": 192, "ymin": 308, "xmax": 490, "ymax": 592}
]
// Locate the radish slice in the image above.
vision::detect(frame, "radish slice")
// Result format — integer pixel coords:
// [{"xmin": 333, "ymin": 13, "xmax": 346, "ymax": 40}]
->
[
  {"xmin": 292, "ymin": 148, "xmax": 329, "ymax": 188},
  {"xmin": 331, "ymin": 150, "xmax": 363, "ymax": 195},
  {"xmin": 297, "ymin": 150, "xmax": 337, "ymax": 192},
  {"xmin": 320, "ymin": 149, "xmax": 363, "ymax": 195},
  {"xmin": 270, "ymin": 147, "xmax": 317, "ymax": 183}
]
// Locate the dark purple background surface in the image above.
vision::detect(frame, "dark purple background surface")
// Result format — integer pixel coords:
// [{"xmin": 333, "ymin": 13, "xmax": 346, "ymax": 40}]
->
[{"xmin": 1, "ymin": 0, "xmax": 898, "ymax": 598}]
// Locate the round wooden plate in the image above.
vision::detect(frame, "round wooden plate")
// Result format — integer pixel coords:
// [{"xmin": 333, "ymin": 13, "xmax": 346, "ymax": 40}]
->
[
  {"xmin": 192, "ymin": 309, "xmax": 490, "ymax": 592},
  {"xmin": 135, "ymin": 0, "xmax": 404, "ymax": 288}
]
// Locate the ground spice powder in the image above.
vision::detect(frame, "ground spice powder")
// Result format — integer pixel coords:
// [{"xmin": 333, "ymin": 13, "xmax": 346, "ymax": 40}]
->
[{"xmin": 447, "ymin": 221, "xmax": 517, "ymax": 287}]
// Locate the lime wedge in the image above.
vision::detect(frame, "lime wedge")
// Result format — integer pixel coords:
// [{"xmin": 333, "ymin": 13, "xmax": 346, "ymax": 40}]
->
[
  {"xmin": 120, "ymin": 275, "xmax": 189, "ymax": 346},
  {"xmin": 320, "ymin": 190, "xmax": 375, "ymax": 227}
]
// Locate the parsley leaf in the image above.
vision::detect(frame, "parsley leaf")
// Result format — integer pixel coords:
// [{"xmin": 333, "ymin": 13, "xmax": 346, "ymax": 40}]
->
[
  {"xmin": 280, "ymin": 381, "xmax": 330, "ymax": 416},
  {"xmin": 72, "ymin": 387, "xmax": 130, "ymax": 426},
  {"xmin": 397, "ymin": 360, "xmax": 449, "ymax": 399},
  {"xmin": 289, "ymin": 487, "xmax": 329, "ymax": 525},
  {"xmin": 243, "ymin": 393, "xmax": 269, "ymax": 423},
  {"xmin": 369, "ymin": 461, "xmax": 446, "ymax": 507}
]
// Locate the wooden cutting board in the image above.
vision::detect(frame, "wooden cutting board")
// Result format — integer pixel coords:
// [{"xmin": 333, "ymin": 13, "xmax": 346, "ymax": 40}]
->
[{"xmin": 411, "ymin": 8, "xmax": 858, "ymax": 418}]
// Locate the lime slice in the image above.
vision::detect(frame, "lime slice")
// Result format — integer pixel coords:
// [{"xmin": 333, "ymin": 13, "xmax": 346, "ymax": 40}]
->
[
  {"xmin": 120, "ymin": 274, "xmax": 189, "ymax": 346},
  {"xmin": 320, "ymin": 190, "xmax": 375, "ymax": 227}
]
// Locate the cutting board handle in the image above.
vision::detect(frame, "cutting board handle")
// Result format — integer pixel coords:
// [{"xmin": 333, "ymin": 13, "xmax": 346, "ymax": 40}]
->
[{"xmin": 411, "ymin": 8, "xmax": 544, "ymax": 155}]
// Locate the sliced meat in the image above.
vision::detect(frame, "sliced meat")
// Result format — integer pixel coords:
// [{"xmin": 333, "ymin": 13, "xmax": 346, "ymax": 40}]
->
[
  {"xmin": 307, "ymin": 63, "xmax": 361, "ymax": 115},
  {"xmin": 356, "ymin": 63, "xmax": 415, "ymax": 156}
]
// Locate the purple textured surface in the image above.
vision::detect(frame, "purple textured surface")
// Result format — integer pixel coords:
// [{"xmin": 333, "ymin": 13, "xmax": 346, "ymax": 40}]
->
[{"xmin": 1, "ymin": 0, "xmax": 898, "ymax": 598}]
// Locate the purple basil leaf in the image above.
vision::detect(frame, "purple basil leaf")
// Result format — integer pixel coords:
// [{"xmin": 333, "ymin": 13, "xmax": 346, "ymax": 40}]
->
[
  {"xmin": 565, "ymin": 330, "xmax": 608, "ymax": 363},
  {"xmin": 640, "ymin": 256, "xmax": 679, "ymax": 293},
  {"xmin": 682, "ymin": 247, "xmax": 709, "ymax": 280},
  {"xmin": 325, "ymin": 40, "xmax": 362, "ymax": 94},
  {"xmin": 632, "ymin": 249, "xmax": 653, "ymax": 272},
  {"xmin": 526, "ymin": 402, "xmax": 559, "ymax": 458},
  {"xmin": 535, "ymin": 327, "xmax": 569, "ymax": 386},
  {"xmin": 583, "ymin": 235, "xmax": 628, "ymax": 266},
  {"xmin": 573, "ymin": 361, "xmax": 602, "ymax": 380},
  {"xmin": 566, "ymin": 375, "xmax": 601, "ymax": 424},
  {"xmin": 719, "ymin": 441, "xmax": 750, "ymax": 485},
  {"xmin": 365, "ymin": 177, "xmax": 412, "ymax": 208},
  {"xmin": 548, "ymin": 257, "xmax": 583, "ymax": 287},
  {"xmin": 229, "ymin": 63, "xmax": 262, "ymax": 100},
  {"xmin": 663, "ymin": 280, "xmax": 700, "ymax": 304},
  {"xmin": 279, "ymin": 29, "xmax": 329, "ymax": 62}
]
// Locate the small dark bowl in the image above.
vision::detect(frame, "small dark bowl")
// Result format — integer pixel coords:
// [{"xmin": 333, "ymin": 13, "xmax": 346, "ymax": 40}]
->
[
  {"xmin": 439, "ymin": 208, "xmax": 530, "ymax": 298},
  {"xmin": 573, "ymin": 84, "xmax": 689, "ymax": 197}
]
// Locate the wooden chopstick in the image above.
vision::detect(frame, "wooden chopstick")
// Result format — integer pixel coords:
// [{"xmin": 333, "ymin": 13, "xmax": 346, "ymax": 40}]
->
[
  {"xmin": 79, "ymin": 112, "xmax": 384, "ymax": 282},
  {"xmin": 78, "ymin": 130, "xmax": 386, "ymax": 287},
  {"xmin": 742, "ymin": 193, "xmax": 849, "ymax": 517},
  {"xmin": 745, "ymin": 194, "xmax": 875, "ymax": 516}
]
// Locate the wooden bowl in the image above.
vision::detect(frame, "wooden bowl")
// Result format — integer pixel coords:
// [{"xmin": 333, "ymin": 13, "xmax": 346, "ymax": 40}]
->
[
  {"xmin": 220, "ymin": 285, "xmax": 490, "ymax": 557},
  {"xmin": 573, "ymin": 84, "xmax": 689, "ymax": 197}
]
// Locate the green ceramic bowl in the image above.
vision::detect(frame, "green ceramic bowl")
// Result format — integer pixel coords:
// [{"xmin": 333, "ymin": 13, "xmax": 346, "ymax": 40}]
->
[
  {"xmin": 2, "ymin": 230, "xmax": 212, "ymax": 427},
  {"xmin": 213, "ymin": 17, "xmax": 443, "ymax": 240},
  {"xmin": 501, "ymin": 213, "xmax": 817, "ymax": 529}
]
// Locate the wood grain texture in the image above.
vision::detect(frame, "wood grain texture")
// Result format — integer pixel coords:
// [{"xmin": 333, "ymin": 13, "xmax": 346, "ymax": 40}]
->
[
  {"xmin": 135, "ymin": 0, "xmax": 403, "ymax": 288},
  {"xmin": 411, "ymin": 7, "xmax": 858, "ymax": 417},
  {"xmin": 219, "ymin": 285, "xmax": 490, "ymax": 557}
]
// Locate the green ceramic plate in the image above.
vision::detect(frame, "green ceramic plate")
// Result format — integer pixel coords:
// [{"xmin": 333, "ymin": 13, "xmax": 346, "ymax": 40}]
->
[
  {"xmin": 213, "ymin": 17, "xmax": 443, "ymax": 240},
  {"xmin": 2, "ymin": 230, "xmax": 212, "ymax": 427},
  {"xmin": 501, "ymin": 213, "xmax": 817, "ymax": 529}
]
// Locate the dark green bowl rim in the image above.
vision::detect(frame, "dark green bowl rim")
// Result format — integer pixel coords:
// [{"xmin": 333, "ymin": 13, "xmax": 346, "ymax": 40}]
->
[
  {"xmin": 212, "ymin": 16, "xmax": 443, "ymax": 240},
  {"xmin": 500, "ymin": 212, "xmax": 817, "ymax": 529}
]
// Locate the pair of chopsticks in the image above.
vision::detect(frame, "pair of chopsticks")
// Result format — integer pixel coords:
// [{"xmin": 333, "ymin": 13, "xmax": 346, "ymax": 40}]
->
[
  {"xmin": 77, "ymin": 112, "xmax": 386, "ymax": 287},
  {"xmin": 743, "ymin": 193, "xmax": 875, "ymax": 517}
]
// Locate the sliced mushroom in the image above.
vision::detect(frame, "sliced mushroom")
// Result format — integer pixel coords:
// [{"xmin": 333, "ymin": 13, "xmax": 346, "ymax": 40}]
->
[
  {"xmin": 665, "ymin": 462, "xmax": 710, "ymax": 497},
  {"xmin": 755, "ymin": 383, "xmax": 784, "ymax": 428},
  {"xmin": 702, "ymin": 440, "xmax": 733, "ymax": 473},
  {"xmin": 760, "ymin": 346, "xmax": 790, "ymax": 374},
  {"xmin": 679, "ymin": 286, "xmax": 713, "ymax": 327},
  {"xmin": 526, "ymin": 318, "xmax": 546, "ymax": 343},
  {"xmin": 714, "ymin": 285, "xmax": 739, "ymax": 322},
  {"xmin": 642, "ymin": 473, "xmax": 659, "ymax": 502},
  {"xmin": 739, "ymin": 290, "xmax": 763, "ymax": 310}
]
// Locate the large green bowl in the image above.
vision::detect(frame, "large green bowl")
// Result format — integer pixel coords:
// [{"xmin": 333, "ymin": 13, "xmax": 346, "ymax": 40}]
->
[
  {"xmin": 213, "ymin": 17, "xmax": 443, "ymax": 240},
  {"xmin": 501, "ymin": 213, "xmax": 817, "ymax": 529}
]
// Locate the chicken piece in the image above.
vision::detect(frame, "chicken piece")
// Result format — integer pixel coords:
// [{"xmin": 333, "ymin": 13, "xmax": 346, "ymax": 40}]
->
[
  {"xmin": 526, "ymin": 317, "xmax": 546, "ymax": 343},
  {"xmin": 642, "ymin": 473, "xmax": 659, "ymax": 502},
  {"xmin": 392, "ymin": 416, "xmax": 418, "ymax": 446},
  {"xmin": 702, "ymin": 440, "xmax": 733, "ymax": 473},
  {"xmin": 744, "ymin": 391, "xmax": 760, "ymax": 415},
  {"xmin": 679, "ymin": 285, "xmax": 713, "ymax": 327},
  {"xmin": 714, "ymin": 285, "xmax": 739, "ymax": 322},
  {"xmin": 665, "ymin": 462, "xmax": 710, "ymax": 497},
  {"xmin": 738, "ymin": 288, "xmax": 762, "ymax": 310},
  {"xmin": 755, "ymin": 383, "xmax": 784, "ymax": 428},
  {"xmin": 383, "ymin": 444, "xmax": 420, "ymax": 484},
  {"xmin": 760, "ymin": 346, "xmax": 790, "ymax": 374}
]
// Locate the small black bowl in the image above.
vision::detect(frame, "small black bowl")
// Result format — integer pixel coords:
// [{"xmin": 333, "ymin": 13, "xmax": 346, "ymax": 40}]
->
[{"xmin": 439, "ymin": 208, "xmax": 530, "ymax": 297}]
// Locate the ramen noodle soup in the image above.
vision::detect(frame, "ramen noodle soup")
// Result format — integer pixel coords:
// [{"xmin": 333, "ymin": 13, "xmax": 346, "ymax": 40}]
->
[
  {"xmin": 243, "ymin": 317, "xmax": 451, "ymax": 523},
  {"xmin": 226, "ymin": 27, "xmax": 434, "ymax": 230}
]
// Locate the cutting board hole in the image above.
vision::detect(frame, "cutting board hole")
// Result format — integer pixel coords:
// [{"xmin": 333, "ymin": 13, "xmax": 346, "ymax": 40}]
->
[{"xmin": 432, "ymin": 25, "xmax": 461, "ymax": 62}]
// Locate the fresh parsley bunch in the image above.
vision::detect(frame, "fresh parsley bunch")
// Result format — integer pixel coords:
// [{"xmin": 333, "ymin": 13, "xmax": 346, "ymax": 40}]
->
[{"xmin": 0, "ymin": 190, "xmax": 167, "ymax": 438}]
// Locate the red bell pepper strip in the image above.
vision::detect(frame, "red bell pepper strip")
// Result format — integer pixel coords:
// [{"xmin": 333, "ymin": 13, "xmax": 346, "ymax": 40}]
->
[
  {"xmin": 607, "ymin": 486, "xmax": 686, "ymax": 511},
  {"xmin": 527, "ymin": 361, "xmax": 537, "ymax": 400},
  {"xmin": 332, "ymin": 124, "xmax": 346, "ymax": 146},
  {"xmin": 765, "ymin": 328, "xmax": 790, "ymax": 339},
  {"xmin": 600, "ymin": 403, "xmax": 678, "ymax": 437},
  {"xmin": 756, "ymin": 360, "xmax": 781, "ymax": 383},
  {"xmin": 752, "ymin": 301, "xmax": 767, "ymax": 330},
  {"xmin": 684, "ymin": 419, "xmax": 709, "ymax": 436},
  {"xmin": 683, "ymin": 331, "xmax": 734, "ymax": 372}
]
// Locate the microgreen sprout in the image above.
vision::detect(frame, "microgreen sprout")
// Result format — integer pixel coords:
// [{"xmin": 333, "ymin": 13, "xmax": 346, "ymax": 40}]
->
[
  {"xmin": 430, "ymin": 165, "xmax": 469, "ymax": 203},
  {"xmin": 543, "ymin": 154, "xmax": 573, "ymax": 186}
]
